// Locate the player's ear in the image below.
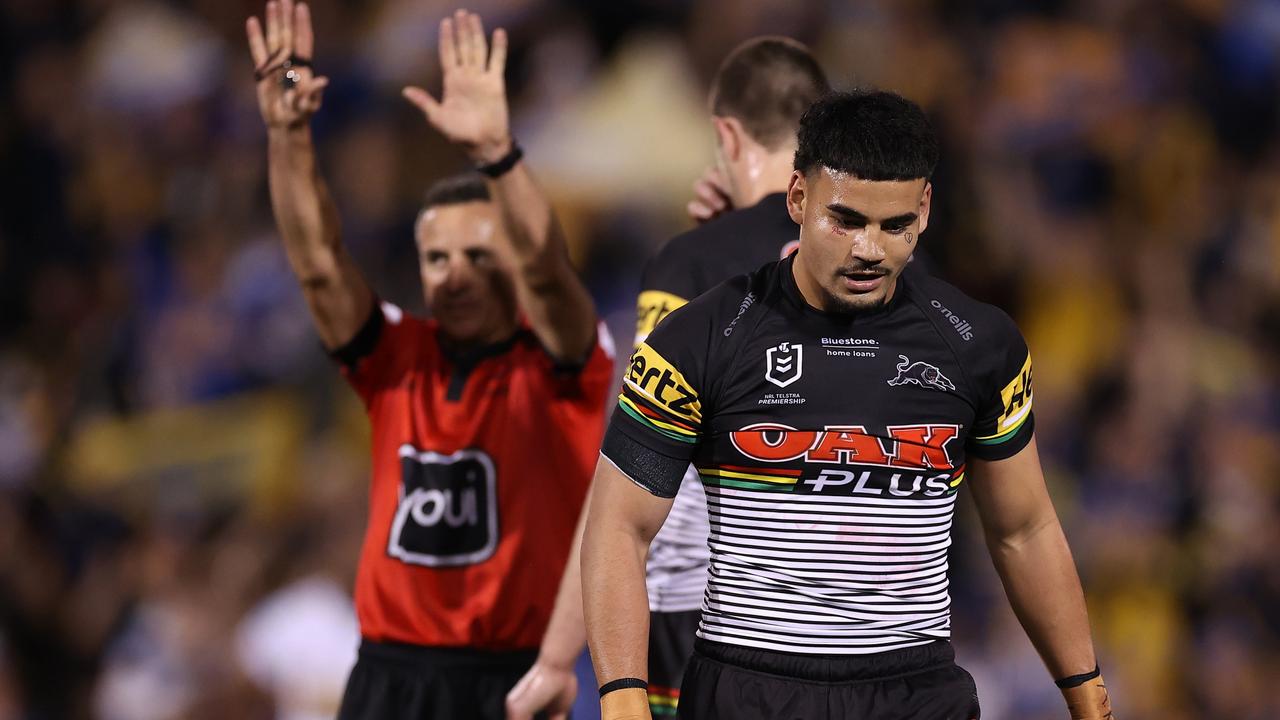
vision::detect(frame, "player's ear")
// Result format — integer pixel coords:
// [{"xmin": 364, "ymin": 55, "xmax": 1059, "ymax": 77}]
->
[
  {"xmin": 916, "ymin": 181, "xmax": 932, "ymax": 235},
  {"xmin": 786, "ymin": 170, "xmax": 806, "ymax": 225},
  {"xmin": 711, "ymin": 115, "xmax": 741, "ymax": 162}
]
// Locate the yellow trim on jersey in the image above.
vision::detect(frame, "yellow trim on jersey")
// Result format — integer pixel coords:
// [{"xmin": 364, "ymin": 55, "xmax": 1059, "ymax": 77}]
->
[
  {"xmin": 697, "ymin": 468, "xmax": 798, "ymax": 486},
  {"xmin": 634, "ymin": 290, "xmax": 688, "ymax": 343},
  {"xmin": 623, "ymin": 342, "xmax": 702, "ymax": 424},
  {"xmin": 996, "ymin": 353, "xmax": 1033, "ymax": 433}
]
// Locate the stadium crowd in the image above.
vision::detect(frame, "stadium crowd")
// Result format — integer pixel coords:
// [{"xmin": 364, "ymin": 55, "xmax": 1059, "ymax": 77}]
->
[{"xmin": 0, "ymin": 0, "xmax": 1277, "ymax": 718}]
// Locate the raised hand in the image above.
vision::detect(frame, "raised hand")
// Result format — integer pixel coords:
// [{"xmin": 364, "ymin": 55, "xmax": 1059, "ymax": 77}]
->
[
  {"xmin": 403, "ymin": 10, "xmax": 511, "ymax": 164},
  {"xmin": 687, "ymin": 165, "xmax": 734, "ymax": 224},
  {"xmin": 246, "ymin": 0, "xmax": 329, "ymax": 130}
]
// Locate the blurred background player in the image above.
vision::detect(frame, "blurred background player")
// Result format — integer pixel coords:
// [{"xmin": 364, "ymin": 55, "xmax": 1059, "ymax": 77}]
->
[
  {"xmin": 504, "ymin": 37, "xmax": 829, "ymax": 720},
  {"xmin": 246, "ymin": 2, "xmax": 611, "ymax": 719}
]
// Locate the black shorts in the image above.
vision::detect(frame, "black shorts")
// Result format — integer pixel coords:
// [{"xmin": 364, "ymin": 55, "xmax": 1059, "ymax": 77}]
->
[
  {"xmin": 647, "ymin": 609, "xmax": 701, "ymax": 717},
  {"xmin": 337, "ymin": 639, "xmax": 541, "ymax": 720},
  {"xmin": 678, "ymin": 638, "xmax": 980, "ymax": 720}
]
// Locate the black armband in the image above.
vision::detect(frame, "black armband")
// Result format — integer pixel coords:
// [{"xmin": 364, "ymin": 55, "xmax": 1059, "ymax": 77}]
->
[
  {"xmin": 475, "ymin": 141, "xmax": 523, "ymax": 178},
  {"xmin": 599, "ymin": 677, "xmax": 648, "ymax": 697},
  {"xmin": 330, "ymin": 303, "xmax": 384, "ymax": 367},
  {"xmin": 1055, "ymin": 664, "xmax": 1101, "ymax": 689},
  {"xmin": 601, "ymin": 424, "xmax": 689, "ymax": 498}
]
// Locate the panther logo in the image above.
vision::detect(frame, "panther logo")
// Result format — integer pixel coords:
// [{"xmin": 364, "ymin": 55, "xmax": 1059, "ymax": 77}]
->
[{"xmin": 887, "ymin": 355, "xmax": 955, "ymax": 392}]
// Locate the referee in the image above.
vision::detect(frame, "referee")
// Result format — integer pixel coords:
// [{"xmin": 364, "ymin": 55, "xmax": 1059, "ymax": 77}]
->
[
  {"xmin": 506, "ymin": 38, "xmax": 828, "ymax": 720},
  {"xmin": 583, "ymin": 90, "xmax": 1115, "ymax": 719},
  {"xmin": 247, "ymin": 4, "xmax": 611, "ymax": 718}
]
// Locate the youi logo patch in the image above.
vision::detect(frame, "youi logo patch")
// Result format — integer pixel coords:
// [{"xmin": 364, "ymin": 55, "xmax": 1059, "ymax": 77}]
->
[
  {"xmin": 765, "ymin": 342, "xmax": 803, "ymax": 387},
  {"xmin": 388, "ymin": 446, "xmax": 498, "ymax": 567}
]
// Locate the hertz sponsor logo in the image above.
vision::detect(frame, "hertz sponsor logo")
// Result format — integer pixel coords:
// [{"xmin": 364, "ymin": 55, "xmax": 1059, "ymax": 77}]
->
[
  {"xmin": 625, "ymin": 342, "xmax": 701, "ymax": 422},
  {"xmin": 634, "ymin": 290, "xmax": 687, "ymax": 343},
  {"xmin": 997, "ymin": 354, "xmax": 1033, "ymax": 432},
  {"xmin": 930, "ymin": 299, "xmax": 974, "ymax": 341}
]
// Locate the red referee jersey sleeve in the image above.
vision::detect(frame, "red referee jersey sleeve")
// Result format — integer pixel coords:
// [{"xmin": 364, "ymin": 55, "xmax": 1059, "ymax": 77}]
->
[{"xmin": 335, "ymin": 301, "xmax": 427, "ymax": 407}]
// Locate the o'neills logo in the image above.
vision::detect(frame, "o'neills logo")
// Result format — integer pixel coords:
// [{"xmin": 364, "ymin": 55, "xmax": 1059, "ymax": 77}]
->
[
  {"xmin": 730, "ymin": 422, "xmax": 958, "ymax": 470},
  {"xmin": 930, "ymin": 299, "xmax": 973, "ymax": 341}
]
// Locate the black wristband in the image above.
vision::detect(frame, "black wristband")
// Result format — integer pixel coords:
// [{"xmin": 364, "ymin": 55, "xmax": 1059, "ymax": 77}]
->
[
  {"xmin": 598, "ymin": 677, "xmax": 647, "ymax": 697},
  {"xmin": 476, "ymin": 142, "xmax": 523, "ymax": 178},
  {"xmin": 1055, "ymin": 664, "xmax": 1101, "ymax": 689}
]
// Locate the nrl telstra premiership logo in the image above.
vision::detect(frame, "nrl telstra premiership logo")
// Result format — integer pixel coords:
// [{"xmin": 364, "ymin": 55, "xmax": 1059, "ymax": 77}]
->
[{"xmin": 765, "ymin": 342, "xmax": 803, "ymax": 388}]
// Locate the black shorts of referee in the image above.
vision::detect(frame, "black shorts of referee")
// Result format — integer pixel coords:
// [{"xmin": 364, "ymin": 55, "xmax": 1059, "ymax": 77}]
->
[
  {"xmin": 338, "ymin": 639, "xmax": 557, "ymax": 720},
  {"xmin": 677, "ymin": 638, "xmax": 980, "ymax": 720}
]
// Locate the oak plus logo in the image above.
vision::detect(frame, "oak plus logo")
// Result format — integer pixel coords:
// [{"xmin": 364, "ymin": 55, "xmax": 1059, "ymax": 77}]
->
[
  {"xmin": 388, "ymin": 446, "xmax": 498, "ymax": 568},
  {"xmin": 887, "ymin": 355, "xmax": 955, "ymax": 392},
  {"xmin": 765, "ymin": 342, "xmax": 803, "ymax": 388}
]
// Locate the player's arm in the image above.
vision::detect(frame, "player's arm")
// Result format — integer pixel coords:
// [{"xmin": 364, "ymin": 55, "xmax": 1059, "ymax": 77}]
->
[
  {"xmin": 246, "ymin": 0, "xmax": 374, "ymax": 349},
  {"xmin": 582, "ymin": 458, "xmax": 675, "ymax": 720},
  {"xmin": 968, "ymin": 438, "xmax": 1115, "ymax": 720},
  {"xmin": 403, "ymin": 11, "xmax": 595, "ymax": 363}
]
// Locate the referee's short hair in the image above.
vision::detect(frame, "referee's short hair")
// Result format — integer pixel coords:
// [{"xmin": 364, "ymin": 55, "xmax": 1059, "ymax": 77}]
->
[
  {"xmin": 709, "ymin": 37, "xmax": 830, "ymax": 151},
  {"xmin": 794, "ymin": 89, "xmax": 939, "ymax": 181},
  {"xmin": 421, "ymin": 172, "xmax": 491, "ymax": 210}
]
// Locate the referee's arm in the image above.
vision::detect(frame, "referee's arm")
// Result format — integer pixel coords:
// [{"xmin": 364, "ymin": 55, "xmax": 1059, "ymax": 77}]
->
[
  {"xmin": 403, "ymin": 10, "xmax": 596, "ymax": 364},
  {"xmin": 582, "ymin": 457, "xmax": 676, "ymax": 720},
  {"xmin": 969, "ymin": 437, "xmax": 1115, "ymax": 719}
]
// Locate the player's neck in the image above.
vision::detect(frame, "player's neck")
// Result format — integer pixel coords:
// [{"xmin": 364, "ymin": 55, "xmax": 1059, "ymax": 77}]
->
[{"xmin": 732, "ymin": 147, "xmax": 796, "ymax": 209}]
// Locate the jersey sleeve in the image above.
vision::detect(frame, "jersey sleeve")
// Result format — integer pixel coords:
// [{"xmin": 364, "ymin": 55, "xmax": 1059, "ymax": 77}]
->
[
  {"xmin": 633, "ymin": 236, "xmax": 707, "ymax": 344},
  {"xmin": 966, "ymin": 316, "xmax": 1035, "ymax": 461},
  {"xmin": 332, "ymin": 301, "xmax": 423, "ymax": 407},
  {"xmin": 603, "ymin": 300, "xmax": 712, "ymax": 498}
]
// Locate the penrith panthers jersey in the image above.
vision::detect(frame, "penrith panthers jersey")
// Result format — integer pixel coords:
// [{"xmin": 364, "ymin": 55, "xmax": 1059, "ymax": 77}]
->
[{"xmin": 603, "ymin": 254, "xmax": 1034, "ymax": 655}]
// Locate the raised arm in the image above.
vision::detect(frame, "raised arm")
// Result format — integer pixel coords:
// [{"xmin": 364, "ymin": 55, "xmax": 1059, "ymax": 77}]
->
[
  {"xmin": 403, "ymin": 11, "xmax": 595, "ymax": 363},
  {"xmin": 582, "ymin": 458, "xmax": 675, "ymax": 720},
  {"xmin": 968, "ymin": 437, "xmax": 1115, "ymax": 719},
  {"xmin": 246, "ymin": 0, "xmax": 373, "ymax": 349}
]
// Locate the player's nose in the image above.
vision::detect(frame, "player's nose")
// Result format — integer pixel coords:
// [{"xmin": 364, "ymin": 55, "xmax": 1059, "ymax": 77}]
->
[{"xmin": 849, "ymin": 228, "xmax": 886, "ymax": 264}]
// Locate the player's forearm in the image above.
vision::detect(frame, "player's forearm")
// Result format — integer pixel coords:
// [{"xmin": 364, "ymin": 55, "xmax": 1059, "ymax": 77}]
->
[
  {"xmin": 986, "ymin": 515, "xmax": 1098, "ymax": 679},
  {"xmin": 582, "ymin": 517, "xmax": 652, "ymax": 686},
  {"xmin": 487, "ymin": 160, "xmax": 596, "ymax": 360},
  {"xmin": 266, "ymin": 126, "xmax": 372, "ymax": 347}
]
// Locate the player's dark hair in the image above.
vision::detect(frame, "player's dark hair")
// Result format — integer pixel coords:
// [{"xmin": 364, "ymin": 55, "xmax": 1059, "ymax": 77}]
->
[
  {"xmin": 710, "ymin": 37, "xmax": 830, "ymax": 150},
  {"xmin": 793, "ymin": 89, "xmax": 939, "ymax": 181},
  {"xmin": 421, "ymin": 172, "xmax": 491, "ymax": 209}
]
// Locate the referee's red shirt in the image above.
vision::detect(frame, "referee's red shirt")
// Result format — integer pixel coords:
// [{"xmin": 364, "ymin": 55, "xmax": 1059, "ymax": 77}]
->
[{"xmin": 340, "ymin": 302, "xmax": 613, "ymax": 650}]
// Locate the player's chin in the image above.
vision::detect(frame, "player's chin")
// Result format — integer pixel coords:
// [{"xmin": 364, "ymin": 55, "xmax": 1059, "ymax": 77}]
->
[{"xmin": 829, "ymin": 287, "xmax": 888, "ymax": 313}]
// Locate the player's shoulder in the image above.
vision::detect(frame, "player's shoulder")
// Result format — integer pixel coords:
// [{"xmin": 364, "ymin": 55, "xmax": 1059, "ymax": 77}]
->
[
  {"xmin": 645, "ymin": 201, "xmax": 790, "ymax": 290},
  {"xmin": 644, "ymin": 261, "xmax": 777, "ymax": 347},
  {"xmin": 904, "ymin": 271, "xmax": 1023, "ymax": 350}
]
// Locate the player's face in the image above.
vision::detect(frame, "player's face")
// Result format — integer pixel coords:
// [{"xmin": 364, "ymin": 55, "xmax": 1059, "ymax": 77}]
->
[
  {"xmin": 415, "ymin": 202, "xmax": 518, "ymax": 347},
  {"xmin": 786, "ymin": 167, "xmax": 931, "ymax": 313}
]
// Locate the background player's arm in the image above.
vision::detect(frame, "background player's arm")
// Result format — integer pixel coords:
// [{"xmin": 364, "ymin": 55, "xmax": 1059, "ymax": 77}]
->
[
  {"xmin": 404, "ymin": 11, "xmax": 595, "ymax": 363},
  {"xmin": 505, "ymin": 485, "xmax": 593, "ymax": 720},
  {"xmin": 247, "ymin": 0, "xmax": 374, "ymax": 349},
  {"xmin": 582, "ymin": 458, "xmax": 674, "ymax": 720},
  {"xmin": 969, "ymin": 438, "xmax": 1114, "ymax": 718}
]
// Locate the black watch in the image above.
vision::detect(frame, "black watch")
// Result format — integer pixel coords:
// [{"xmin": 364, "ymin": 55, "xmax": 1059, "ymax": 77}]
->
[{"xmin": 476, "ymin": 141, "xmax": 523, "ymax": 178}]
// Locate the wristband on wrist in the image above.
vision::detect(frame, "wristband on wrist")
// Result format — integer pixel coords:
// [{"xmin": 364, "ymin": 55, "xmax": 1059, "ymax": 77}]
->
[
  {"xmin": 476, "ymin": 141, "xmax": 523, "ymax": 178},
  {"xmin": 599, "ymin": 677, "xmax": 648, "ymax": 697},
  {"xmin": 1055, "ymin": 664, "xmax": 1102, "ymax": 689}
]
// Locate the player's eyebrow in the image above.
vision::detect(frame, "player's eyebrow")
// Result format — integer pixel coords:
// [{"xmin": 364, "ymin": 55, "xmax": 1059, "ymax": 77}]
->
[{"xmin": 827, "ymin": 204, "xmax": 918, "ymax": 227}]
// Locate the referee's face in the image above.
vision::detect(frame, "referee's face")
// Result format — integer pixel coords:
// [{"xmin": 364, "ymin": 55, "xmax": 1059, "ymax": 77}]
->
[
  {"xmin": 415, "ymin": 202, "xmax": 518, "ymax": 346},
  {"xmin": 787, "ymin": 167, "xmax": 931, "ymax": 314}
]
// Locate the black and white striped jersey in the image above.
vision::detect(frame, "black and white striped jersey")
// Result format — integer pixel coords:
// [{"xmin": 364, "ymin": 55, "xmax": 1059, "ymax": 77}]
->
[
  {"xmin": 604, "ymin": 255, "xmax": 1035, "ymax": 654},
  {"xmin": 633, "ymin": 193, "xmax": 799, "ymax": 613}
]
